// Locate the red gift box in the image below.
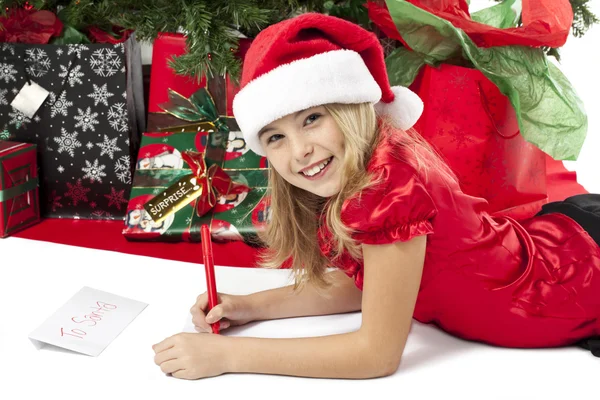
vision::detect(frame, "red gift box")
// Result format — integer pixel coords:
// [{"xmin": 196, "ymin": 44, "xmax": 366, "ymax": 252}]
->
[
  {"xmin": 0, "ymin": 141, "xmax": 40, "ymax": 237},
  {"xmin": 148, "ymin": 32, "xmax": 252, "ymax": 114}
]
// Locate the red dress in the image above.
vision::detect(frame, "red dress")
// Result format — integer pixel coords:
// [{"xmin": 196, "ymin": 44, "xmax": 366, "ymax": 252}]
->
[{"xmin": 318, "ymin": 133, "xmax": 600, "ymax": 348}]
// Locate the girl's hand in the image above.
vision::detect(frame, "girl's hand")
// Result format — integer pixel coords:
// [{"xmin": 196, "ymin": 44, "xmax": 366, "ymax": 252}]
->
[
  {"xmin": 153, "ymin": 333, "xmax": 230, "ymax": 379},
  {"xmin": 190, "ymin": 292, "xmax": 256, "ymax": 333}
]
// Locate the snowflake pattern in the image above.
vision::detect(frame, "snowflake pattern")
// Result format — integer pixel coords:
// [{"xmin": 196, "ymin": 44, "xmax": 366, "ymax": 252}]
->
[
  {"xmin": 48, "ymin": 91, "xmax": 73, "ymax": 118},
  {"xmin": 56, "ymin": 48, "xmax": 64, "ymax": 56},
  {"xmin": 0, "ymin": 130, "xmax": 10, "ymax": 140},
  {"xmin": 88, "ymin": 83, "xmax": 114, "ymax": 106},
  {"xmin": 49, "ymin": 190, "xmax": 63, "ymax": 212},
  {"xmin": 90, "ymin": 48, "xmax": 122, "ymax": 77},
  {"xmin": 1, "ymin": 43, "xmax": 15, "ymax": 55},
  {"xmin": 58, "ymin": 64, "xmax": 84, "ymax": 87},
  {"xmin": 104, "ymin": 187, "xmax": 128, "ymax": 210},
  {"xmin": 86, "ymin": 142, "xmax": 94, "ymax": 149},
  {"xmin": 64, "ymin": 179, "xmax": 91, "ymax": 206},
  {"xmin": 107, "ymin": 103, "xmax": 128, "ymax": 132},
  {"xmin": 186, "ymin": 216, "xmax": 192, "ymax": 225},
  {"xmin": 114, "ymin": 155, "xmax": 131, "ymax": 184},
  {"xmin": 0, "ymin": 63, "xmax": 17, "ymax": 84},
  {"xmin": 0, "ymin": 88, "xmax": 7, "ymax": 106},
  {"xmin": 448, "ymin": 126, "xmax": 476, "ymax": 149},
  {"xmin": 96, "ymin": 135, "xmax": 121, "ymax": 159},
  {"xmin": 67, "ymin": 44, "xmax": 90, "ymax": 58},
  {"xmin": 82, "ymin": 159, "xmax": 107, "ymax": 183},
  {"xmin": 53, "ymin": 128, "xmax": 82, "ymax": 157},
  {"xmin": 57, "ymin": 165, "xmax": 65, "ymax": 173},
  {"xmin": 74, "ymin": 107, "xmax": 100, "ymax": 132},
  {"xmin": 25, "ymin": 48, "xmax": 51, "ymax": 77},
  {"xmin": 8, "ymin": 110, "xmax": 31, "ymax": 129}
]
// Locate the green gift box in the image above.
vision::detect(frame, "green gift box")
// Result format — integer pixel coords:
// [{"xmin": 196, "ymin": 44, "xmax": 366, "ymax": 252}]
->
[{"xmin": 123, "ymin": 129, "xmax": 269, "ymax": 245}]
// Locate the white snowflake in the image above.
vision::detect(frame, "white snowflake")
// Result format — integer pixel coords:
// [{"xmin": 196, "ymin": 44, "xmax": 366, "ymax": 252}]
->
[
  {"xmin": 74, "ymin": 107, "xmax": 100, "ymax": 132},
  {"xmin": 25, "ymin": 48, "xmax": 51, "ymax": 77},
  {"xmin": 82, "ymin": 159, "xmax": 107, "ymax": 183},
  {"xmin": 0, "ymin": 88, "xmax": 7, "ymax": 105},
  {"xmin": 107, "ymin": 103, "xmax": 128, "ymax": 132},
  {"xmin": 11, "ymin": 87, "xmax": 18, "ymax": 95},
  {"xmin": 8, "ymin": 110, "xmax": 31, "ymax": 129},
  {"xmin": 87, "ymin": 83, "xmax": 114, "ymax": 106},
  {"xmin": 57, "ymin": 165, "xmax": 65, "ymax": 173},
  {"xmin": 53, "ymin": 128, "xmax": 82, "ymax": 157},
  {"xmin": 0, "ymin": 63, "xmax": 17, "ymax": 84},
  {"xmin": 114, "ymin": 155, "xmax": 131, "ymax": 184},
  {"xmin": 48, "ymin": 91, "xmax": 74, "ymax": 118},
  {"xmin": 58, "ymin": 64, "xmax": 84, "ymax": 87},
  {"xmin": 186, "ymin": 216, "xmax": 192, "ymax": 225},
  {"xmin": 152, "ymin": 188, "xmax": 161, "ymax": 195},
  {"xmin": 67, "ymin": 44, "xmax": 90, "ymax": 58},
  {"xmin": 125, "ymin": 138, "xmax": 130, "ymax": 145},
  {"xmin": 114, "ymin": 43, "xmax": 125, "ymax": 53},
  {"xmin": 90, "ymin": 48, "xmax": 121, "ymax": 77},
  {"xmin": 34, "ymin": 115, "xmax": 41, "ymax": 123},
  {"xmin": 96, "ymin": 135, "xmax": 121, "ymax": 159},
  {"xmin": 122, "ymin": 91, "xmax": 127, "ymax": 99},
  {"xmin": 1, "ymin": 43, "xmax": 15, "ymax": 55},
  {"xmin": 56, "ymin": 48, "xmax": 64, "ymax": 56},
  {"xmin": 86, "ymin": 142, "xmax": 94, "ymax": 149}
]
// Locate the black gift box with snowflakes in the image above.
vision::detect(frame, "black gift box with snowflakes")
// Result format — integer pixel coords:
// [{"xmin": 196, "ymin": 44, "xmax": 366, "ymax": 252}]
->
[{"xmin": 0, "ymin": 36, "xmax": 145, "ymax": 220}]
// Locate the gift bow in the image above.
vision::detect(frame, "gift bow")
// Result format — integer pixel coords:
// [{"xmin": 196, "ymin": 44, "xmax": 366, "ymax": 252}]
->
[
  {"xmin": 0, "ymin": 8, "xmax": 63, "ymax": 44},
  {"xmin": 159, "ymin": 88, "xmax": 230, "ymax": 133},
  {"xmin": 181, "ymin": 151, "xmax": 248, "ymax": 217}
]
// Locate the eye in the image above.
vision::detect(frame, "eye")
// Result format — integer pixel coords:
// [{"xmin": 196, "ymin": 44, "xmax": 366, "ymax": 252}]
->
[
  {"xmin": 267, "ymin": 133, "xmax": 284, "ymax": 144},
  {"xmin": 304, "ymin": 113, "xmax": 321, "ymax": 126}
]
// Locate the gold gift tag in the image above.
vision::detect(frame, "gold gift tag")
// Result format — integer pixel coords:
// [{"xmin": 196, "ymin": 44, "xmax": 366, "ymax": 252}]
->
[{"xmin": 143, "ymin": 175, "xmax": 203, "ymax": 223}]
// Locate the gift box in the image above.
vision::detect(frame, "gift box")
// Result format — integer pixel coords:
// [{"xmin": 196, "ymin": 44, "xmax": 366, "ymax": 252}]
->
[
  {"xmin": 0, "ymin": 34, "xmax": 145, "ymax": 220},
  {"xmin": 123, "ymin": 129, "xmax": 269, "ymax": 246},
  {"xmin": 0, "ymin": 140, "xmax": 40, "ymax": 237},
  {"xmin": 146, "ymin": 32, "xmax": 251, "ymax": 133}
]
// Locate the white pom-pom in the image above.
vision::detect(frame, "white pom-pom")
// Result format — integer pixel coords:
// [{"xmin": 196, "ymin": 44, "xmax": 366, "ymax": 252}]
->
[{"xmin": 374, "ymin": 86, "xmax": 424, "ymax": 130}]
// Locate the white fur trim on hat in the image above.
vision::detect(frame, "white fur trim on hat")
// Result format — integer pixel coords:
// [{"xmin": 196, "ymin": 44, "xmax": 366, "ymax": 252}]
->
[
  {"xmin": 374, "ymin": 86, "xmax": 424, "ymax": 130},
  {"xmin": 233, "ymin": 50, "xmax": 381, "ymax": 156}
]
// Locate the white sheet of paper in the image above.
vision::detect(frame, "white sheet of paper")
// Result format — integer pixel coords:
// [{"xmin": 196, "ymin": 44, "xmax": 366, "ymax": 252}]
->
[
  {"xmin": 29, "ymin": 287, "xmax": 148, "ymax": 357},
  {"xmin": 182, "ymin": 311, "xmax": 362, "ymax": 338}
]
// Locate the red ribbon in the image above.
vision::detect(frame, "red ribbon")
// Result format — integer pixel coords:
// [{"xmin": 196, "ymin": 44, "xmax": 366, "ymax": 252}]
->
[
  {"xmin": 0, "ymin": 8, "xmax": 63, "ymax": 44},
  {"xmin": 88, "ymin": 26, "xmax": 134, "ymax": 44},
  {"xmin": 181, "ymin": 151, "xmax": 249, "ymax": 218}
]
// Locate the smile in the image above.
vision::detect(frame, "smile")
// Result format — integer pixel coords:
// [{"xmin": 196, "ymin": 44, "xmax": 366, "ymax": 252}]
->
[{"xmin": 300, "ymin": 156, "xmax": 333, "ymax": 178}]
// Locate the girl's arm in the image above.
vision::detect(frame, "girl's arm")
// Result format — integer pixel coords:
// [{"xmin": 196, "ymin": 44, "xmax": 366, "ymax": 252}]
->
[
  {"xmin": 153, "ymin": 236, "xmax": 426, "ymax": 379},
  {"xmin": 248, "ymin": 269, "xmax": 363, "ymax": 320},
  {"xmin": 227, "ymin": 235, "xmax": 426, "ymax": 378}
]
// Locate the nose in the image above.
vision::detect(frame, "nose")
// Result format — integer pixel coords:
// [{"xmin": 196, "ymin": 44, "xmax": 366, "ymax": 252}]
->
[{"xmin": 291, "ymin": 135, "xmax": 313, "ymax": 162}]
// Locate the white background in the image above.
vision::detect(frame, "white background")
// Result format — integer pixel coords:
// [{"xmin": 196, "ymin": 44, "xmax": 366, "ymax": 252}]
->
[{"xmin": 2, "ymin": 1, "xmax": 600, "ymax": 399}]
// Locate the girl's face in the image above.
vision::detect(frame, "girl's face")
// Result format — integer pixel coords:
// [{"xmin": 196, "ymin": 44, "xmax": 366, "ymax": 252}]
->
[{"xmin": 259, "ymin": 106, "xmax": 345, "ymax": 197}]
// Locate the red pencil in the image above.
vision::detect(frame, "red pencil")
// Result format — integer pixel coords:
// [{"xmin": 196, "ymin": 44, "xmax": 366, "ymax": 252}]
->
[{"xmin": 201, "ymin": 224, "xmax": 219, "ymax": 334}]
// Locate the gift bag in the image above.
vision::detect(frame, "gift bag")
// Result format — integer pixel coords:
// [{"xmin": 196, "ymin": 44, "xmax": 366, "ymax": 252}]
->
[
  {"xmin": 368, "ymin": 0, "xmax": 587, "ymax": 219},
  {"xmin": 412, "ymin": 64, "xmax": 547, "ymax": 219},
  {"xmin": 0, "ymin": 34, "xmax": 145, "ymax": 220}
]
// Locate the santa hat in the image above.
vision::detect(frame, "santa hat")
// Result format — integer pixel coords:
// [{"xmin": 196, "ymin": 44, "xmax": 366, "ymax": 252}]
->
[{"xmin": 232, "ymin": 13, "xmax": 423, "ymax": 157}]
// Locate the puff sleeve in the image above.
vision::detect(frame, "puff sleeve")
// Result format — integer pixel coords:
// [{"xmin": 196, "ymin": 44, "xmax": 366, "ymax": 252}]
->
[{"xmin": 342, "ymin": 161, "xmax": 438, "ymax": 245}]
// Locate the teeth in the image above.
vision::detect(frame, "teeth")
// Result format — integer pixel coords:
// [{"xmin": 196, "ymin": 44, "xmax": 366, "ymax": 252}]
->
[{"xmin": 302, "ymin": 157, "xmax": 331, "ymax": 177}]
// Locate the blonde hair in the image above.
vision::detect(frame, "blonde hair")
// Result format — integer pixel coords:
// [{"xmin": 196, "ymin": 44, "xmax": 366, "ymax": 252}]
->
[{"xmin": 257, "ymin": 102, "xmax": 456, "ymax": 290}]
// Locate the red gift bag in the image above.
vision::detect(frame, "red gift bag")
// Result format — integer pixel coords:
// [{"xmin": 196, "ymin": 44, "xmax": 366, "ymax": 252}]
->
[{"xmin": 411, "ymin": 64, "xmax": 548, "ymax": 220}]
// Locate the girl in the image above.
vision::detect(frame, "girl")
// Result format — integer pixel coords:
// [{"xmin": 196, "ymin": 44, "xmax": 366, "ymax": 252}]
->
[{"xmin": 152, "ymin": 13, "xmax": 600, "ymax": 379}]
